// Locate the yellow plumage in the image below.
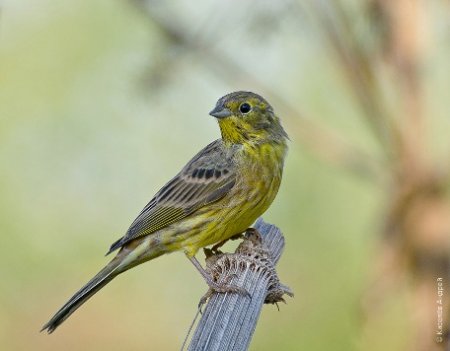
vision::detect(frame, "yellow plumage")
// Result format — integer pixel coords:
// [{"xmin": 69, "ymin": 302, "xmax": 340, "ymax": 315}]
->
[{"xmin": 42, "ymin": 91, "xmax": 288, "ymax": 333}]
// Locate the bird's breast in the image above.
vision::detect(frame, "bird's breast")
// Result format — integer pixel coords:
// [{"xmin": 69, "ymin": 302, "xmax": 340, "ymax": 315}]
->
[
  {"xmin": 178, "ymin": 140, "xmax": 287, "ymax": 254},
  {"xmin": 216, "ymin": 142, "xmax": 286, "ymax": 231}
]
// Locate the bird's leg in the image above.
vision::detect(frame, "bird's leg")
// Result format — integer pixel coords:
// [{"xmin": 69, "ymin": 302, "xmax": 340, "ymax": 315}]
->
[
  {"xmin": 186, "ymin": 254, "xmax": 214, "ymax": 283},
  {"xmin": 210, "ymin": 233, "xmax": 244, "ymax": 254},
  {"xmin": 186, "ymin": 254, "xmax": 250, "ymax": 305}
]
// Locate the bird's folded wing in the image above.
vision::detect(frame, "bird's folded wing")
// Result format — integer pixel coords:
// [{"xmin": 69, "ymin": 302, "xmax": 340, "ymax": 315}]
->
[{"xmin": 107, "ymin": 140, "xmax": 236, "ymax": 254}]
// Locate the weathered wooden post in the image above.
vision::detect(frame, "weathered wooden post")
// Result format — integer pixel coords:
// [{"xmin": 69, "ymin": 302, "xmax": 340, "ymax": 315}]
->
[{"xmin": 185, "ymin": 218, "xmax": 292, "ymax": 351}]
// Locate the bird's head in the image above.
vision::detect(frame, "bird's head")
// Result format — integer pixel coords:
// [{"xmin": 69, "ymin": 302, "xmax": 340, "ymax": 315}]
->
[{"xmin": 209, "ymin": 91, "xmax": 288, "ymax": 145}]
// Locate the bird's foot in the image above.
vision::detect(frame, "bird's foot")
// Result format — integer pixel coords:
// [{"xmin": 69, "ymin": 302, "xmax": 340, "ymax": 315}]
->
[
  {"xmin": 198, "ymin": 272, "xmax": 250, "ymax": 309},
  {"xmin": 187, "ymin": 253, "xmax": 250, "ymax": 309}
]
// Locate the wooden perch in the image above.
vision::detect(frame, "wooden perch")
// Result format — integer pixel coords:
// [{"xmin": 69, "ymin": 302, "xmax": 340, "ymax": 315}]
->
[{"xmin": 185, "ymin": 218, "xmax": 293, "ymax": 351}]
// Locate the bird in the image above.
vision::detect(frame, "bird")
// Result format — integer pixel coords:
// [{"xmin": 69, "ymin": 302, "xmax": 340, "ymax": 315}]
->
[{"xmin": 42, "ymin": 91, "xmax": 288, "ymax": 333}]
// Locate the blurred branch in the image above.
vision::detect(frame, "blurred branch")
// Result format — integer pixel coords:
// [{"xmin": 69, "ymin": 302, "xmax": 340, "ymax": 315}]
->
[
  {"xmin": 299, "ymin": 0, "xmax": 402, "ymax": 160},
  {"xmin": 129, "ymin": 0, "xmax": 385, "ymax": 182},
  {"xmin": 371, "ymin": 0, "xmax": 427, "ymax": 174},
  {"xmin": 306, "ymin": 1, "xmax": 450, "ymax": 350}
]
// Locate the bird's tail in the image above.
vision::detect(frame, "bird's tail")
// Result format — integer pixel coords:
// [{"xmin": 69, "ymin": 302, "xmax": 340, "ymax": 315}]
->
[
  {"xmin": 42, "ymin": 236, "xmax": 167, "ymax": 333},
  {"xmin": 41, "ymin": 256, "xmax": 123, "ymax": 334}
]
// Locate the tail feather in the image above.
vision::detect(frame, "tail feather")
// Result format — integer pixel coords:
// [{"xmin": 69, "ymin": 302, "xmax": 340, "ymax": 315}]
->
[
  {"xmin": 41, "ymin": 259, "xmax": 121, "ymax": 334},
  {"xmin": 43, "ymin": 236, "xmax": 166, "ymax": 333}
]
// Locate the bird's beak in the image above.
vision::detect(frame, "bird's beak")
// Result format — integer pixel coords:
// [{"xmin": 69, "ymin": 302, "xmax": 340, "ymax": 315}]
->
[{"xmin": 209, "ymin": 105, "xmax": 232, "ymax": 119}]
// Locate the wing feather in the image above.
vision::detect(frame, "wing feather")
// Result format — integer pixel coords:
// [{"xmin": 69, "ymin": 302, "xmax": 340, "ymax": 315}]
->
[{"xmin": 107, "ymin": 140, "xmax": 236, "ymax": 254}]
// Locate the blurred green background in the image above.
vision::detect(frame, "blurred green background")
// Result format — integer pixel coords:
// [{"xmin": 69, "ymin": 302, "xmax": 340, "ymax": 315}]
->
[{"xmin": 1, "ymin": 0, "xmax": 449, "ymax": 350}]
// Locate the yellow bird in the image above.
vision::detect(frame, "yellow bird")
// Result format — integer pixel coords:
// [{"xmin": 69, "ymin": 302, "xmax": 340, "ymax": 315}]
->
[{"xmin": 42, "ymin": 91, "xmax": 288, "ymax": 333}]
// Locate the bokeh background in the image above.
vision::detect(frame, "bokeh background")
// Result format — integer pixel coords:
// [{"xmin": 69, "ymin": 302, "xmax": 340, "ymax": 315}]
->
[{"xmin": 1, "ymin": 0, "xmax": 449, "ymax": 350}]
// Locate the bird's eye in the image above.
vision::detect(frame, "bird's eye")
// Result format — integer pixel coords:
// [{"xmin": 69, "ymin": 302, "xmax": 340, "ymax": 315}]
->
[{"xmin": 239, "ymin": 103, "xmax": 251, "ymax": 114}]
